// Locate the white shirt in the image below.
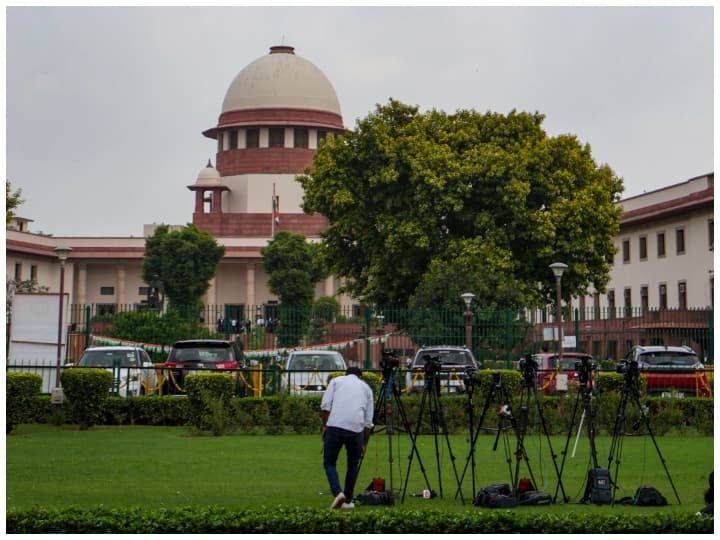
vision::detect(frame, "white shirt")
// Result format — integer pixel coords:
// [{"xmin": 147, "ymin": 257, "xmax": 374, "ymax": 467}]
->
[{"xmin": 321, "ymin": 374, "xmax": 374, "ymax": 434}]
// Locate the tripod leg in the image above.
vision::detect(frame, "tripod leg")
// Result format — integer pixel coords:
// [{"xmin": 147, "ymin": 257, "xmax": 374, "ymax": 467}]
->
[
  {"xmin": 554, "ymin": 388, "xmax": 583, "ymax": 502},
  {"xmin": 401, "ymin": 384, "xmax": 434, "ymax": 503},
  {"xmin": 630, "ymin": 391, "xmax": 682, "ymax": 504},
  {"xmin": 607, "ymin": 389, "xmax": 630, "ymax": 503},
  {"xmin": 457, "ymin": 384, "xmax": 497, "ymax": 500},
  {"xmin": 530, "ymin": 385, "xmax": 567, "ymax": 502}
]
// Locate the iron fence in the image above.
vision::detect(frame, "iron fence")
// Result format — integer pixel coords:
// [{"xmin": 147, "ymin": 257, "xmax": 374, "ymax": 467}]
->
[
  {"xmin": 58, "ymin": 303, "xmax": 713, "ymax": 364},
  {"xmin": 6, "ymin": 362, "xmax": 713, "ymax": 400}
]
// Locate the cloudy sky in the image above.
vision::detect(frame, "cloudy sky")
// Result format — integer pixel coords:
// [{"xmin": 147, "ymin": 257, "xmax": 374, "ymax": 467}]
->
[{"xmin": 5, "ymin": 6, "xmax": 715, "ymax": 237}]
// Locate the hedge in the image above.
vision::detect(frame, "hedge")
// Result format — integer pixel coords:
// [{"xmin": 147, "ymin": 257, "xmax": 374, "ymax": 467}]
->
[
  {"xmin": 6, "ymin": 372, "xmax": 43, "ymax": 434},
  {"xmin": 5, "ymin": 505, "xmax": 712, "ymax": 534}
]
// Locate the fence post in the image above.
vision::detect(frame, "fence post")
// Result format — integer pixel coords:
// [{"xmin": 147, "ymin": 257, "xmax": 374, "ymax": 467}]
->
[
  {"xmin": 574, "ymin": 307, "xmax": 579, "ymax": 350},
  {"xmin": 364, "ymin": 306, "xmax": 372, "ymax": 369},
  {"xmin": 505, "ymin": 308, "xmax": 512, "ymax": 369},
  {"xmin": 84, "ymin": 305, "xmax": 90, "ymax": 346}
]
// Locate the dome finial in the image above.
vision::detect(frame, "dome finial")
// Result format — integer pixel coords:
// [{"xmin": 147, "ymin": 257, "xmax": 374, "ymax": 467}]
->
[{"xmin": 206, "ymin": 158, "xmax": 213, "ymax": 168}]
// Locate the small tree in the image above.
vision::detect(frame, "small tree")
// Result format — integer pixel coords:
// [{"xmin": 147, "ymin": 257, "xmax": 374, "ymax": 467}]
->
[
  {"xmin": 261, "ymin": 231, "xmax": 324, "ymax": 346},
  {"xmin": 6, "ymin": 180, "xmax": 23, "ymax": 225},
  {"xmin": 142, "ymin": 224, "xmax": 225, "ymax": 316}
]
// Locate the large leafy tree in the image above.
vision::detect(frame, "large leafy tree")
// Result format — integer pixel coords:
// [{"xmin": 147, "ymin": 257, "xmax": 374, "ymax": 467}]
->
[
  {"xmin": 261, "ymin": 231, "xmax": 324, "ymax": 346},
  {"xmin": 299, "ymin": 99, "xmax": 623, "ymax": 309},
  {"xmin": 142, "ymin": 224, "xmax": 225, "ymax": 311}
]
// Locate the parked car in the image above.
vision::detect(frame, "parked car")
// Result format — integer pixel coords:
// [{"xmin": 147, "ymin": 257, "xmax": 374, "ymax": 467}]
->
[
  {"xmin": 74, "ymin": 345, "xmax": 158, "ymax": 396},
  {"xmin": 622, "ymin": 345, "xmax": 710, "ymax": 397},
  {"xmin": 162, "ymin": 339, "xmax": 247, "ymax": 396},
  {"xmin": 283, "ymin": 349, "xmax": 347, "ymax": 395},
  {"xmin": 532, "ymin": 352, "xmax": 595, "ymax": 394},
  {"xmin": 405, "ymin": 346, "xmax": 479, "ymax": 394}
]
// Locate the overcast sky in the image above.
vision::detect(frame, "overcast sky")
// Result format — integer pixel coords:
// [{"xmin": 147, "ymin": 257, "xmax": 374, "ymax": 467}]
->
[{"xmin": 5, "ymin": 6, "xmax": 715, "ymax": 237}]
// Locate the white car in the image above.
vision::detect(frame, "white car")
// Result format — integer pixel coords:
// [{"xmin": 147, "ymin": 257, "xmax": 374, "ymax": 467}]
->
[
  {"xmin": 284, "ymin": 350, "xmax": 347, "ymax": 395},
  {"xmin": 75, "ymin": 346, "xmax": 158, "ymax": 396}
]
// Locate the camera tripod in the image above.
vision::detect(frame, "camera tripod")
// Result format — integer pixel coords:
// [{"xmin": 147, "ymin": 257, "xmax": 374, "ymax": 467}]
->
[
  {"xmin": 372, "ymin": 353, "xmax": 431, "ymax": 500},
  {"xmin": 401, "ymin": 363, "xmax": 464, "ymax": 503},
  {"xmin": 555, "ymin": 361, "xmax": 601, "ymax": 503},
  {"xmin": 606, "ymin": 364, "xmax": 681, "ymax": 504}
]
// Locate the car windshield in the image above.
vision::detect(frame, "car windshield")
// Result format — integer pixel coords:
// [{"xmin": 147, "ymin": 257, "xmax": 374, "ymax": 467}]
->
[
  {"xmin": 415, "ymin": 350, "xmax": 473, "ymax": 367},
  {"xmin": 288, "ymin": 353, "xmax": 344, "ymax": 370},
  {"xmin": 78, "ymin": 350, "xmax": 138, "ymax": 368},
  {"xmin": 172, "ymin": 346, "xmax": 231, "ymax": 364},
  {"xmin": 638, "ymin": 351, "xmax": 699, "ymax": 367}
]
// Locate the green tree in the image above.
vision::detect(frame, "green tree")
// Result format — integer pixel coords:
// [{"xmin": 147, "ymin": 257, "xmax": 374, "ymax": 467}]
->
[
  {"xmin": 299, "ymin": 99, "xmax": 623, "ymax": 309},
  {"xmin": 142, "ymin": 224, "xmax": 225, "ymax": 314},
  {"xmin": 6, "ymin": 181, "xmax": 23, "ymax": 225},
  {"xmin": 261, "ymin": 231, "xmax": 324, "ymax": 346}
]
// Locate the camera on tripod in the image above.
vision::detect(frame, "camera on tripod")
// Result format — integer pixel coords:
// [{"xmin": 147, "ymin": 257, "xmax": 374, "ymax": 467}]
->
[
  {"xmin": 423, "ymin": 353, "xmax": 442, "ymax": 377},
  {"xmin": 462, "ymin": 366, "xmax": 477, "ymax": 388},
  {"xmin": 518, "ymin": 354, "xmax": 538, "ymax": 386},
  {"xmin": 616, "ymin": 358, "xmax": 639, "ymax": 378},
  {"xmin": 380, "ymin": 349, "xmax": 401, "ymax": 372},
  {"xmin": 574, "ymin": 356, "xmax": 595, "ymax": 384}
]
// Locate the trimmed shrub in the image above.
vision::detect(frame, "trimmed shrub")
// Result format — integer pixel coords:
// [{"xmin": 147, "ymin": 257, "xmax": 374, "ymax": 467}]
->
[
  {"xmin": 185, "ymin": 373, "xmax": 235, "ymax": 434},
  {"xmin": 6, "ymin": 372, "xmax": 43, "ymax": 434},
  {"xmin": 61, "ymin": 368, "xmax": 113, "ymax": 430}
]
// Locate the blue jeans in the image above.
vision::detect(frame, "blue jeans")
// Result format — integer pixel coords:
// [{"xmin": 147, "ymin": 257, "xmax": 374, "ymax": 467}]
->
[{"xmin": 323, "ymin": 426, "xmax": 364, "ymax": 502}]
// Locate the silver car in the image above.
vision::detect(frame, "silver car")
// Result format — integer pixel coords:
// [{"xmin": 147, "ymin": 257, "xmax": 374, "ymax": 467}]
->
[
  {"xmin": 284, "ymin": 350, "xmax": 347, "ymax": 395},
  {"xmin": 76, "ymin": 346, "xmax": 158, "ymax": 396}
]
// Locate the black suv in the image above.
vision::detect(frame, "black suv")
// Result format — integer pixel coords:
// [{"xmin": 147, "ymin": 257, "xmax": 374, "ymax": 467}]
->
[
  {"xmin": 405, "ymin": 345, "xmax": 479, "ymax": 394},
  {"xmin": 162, "ymin": 339, "xmax": 247, "ymax": 396}
]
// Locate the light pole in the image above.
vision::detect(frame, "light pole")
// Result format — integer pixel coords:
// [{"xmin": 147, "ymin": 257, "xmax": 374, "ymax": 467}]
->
[
  {"xmin": 52, "ymin": 246, "xmax": 72, "ymax": 405},
  {"xmin": 461, "ymin": 292, "xmax": 475, "ymax": 352},
  {"xmin": 549, "ymin": 262, "xmax": 568, "ymax": 361}
]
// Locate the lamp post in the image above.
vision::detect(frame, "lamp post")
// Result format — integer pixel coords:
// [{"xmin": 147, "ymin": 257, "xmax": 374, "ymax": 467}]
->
[
  {"xmin": 53, "ymin": 246, "xmax": 72, "ymax": 405},
  {"xmin": 549, "ymin": 262, "xmax": 568, "ymax": 361},
  {"xmin": 461, "ymin": 292, "xmax": 475, "ymax": 352}
]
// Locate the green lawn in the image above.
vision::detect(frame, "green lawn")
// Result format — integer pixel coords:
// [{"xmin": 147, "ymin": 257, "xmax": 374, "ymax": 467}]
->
[{"xmin": 6, "ymin": 424, "xmax": 713, "ymax": 515}]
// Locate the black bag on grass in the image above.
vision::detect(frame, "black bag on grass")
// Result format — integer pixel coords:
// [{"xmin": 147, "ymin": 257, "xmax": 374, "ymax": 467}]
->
[{"xmin": 473, "ymin": 483, "xmax": 518, "ymax": 508}]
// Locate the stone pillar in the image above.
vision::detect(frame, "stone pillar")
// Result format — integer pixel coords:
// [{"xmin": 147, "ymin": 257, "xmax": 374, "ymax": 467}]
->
[
  {"xmin": 116, "ymin": 264, "xmax": 126, "ymax": 306},
  {"xmin": 246, "ymin": 263, "xmax": 256, "ymax": 310},
  {"xmin": 77, "ymin": 263, "xmax": 87, "ymax": 306},
  {"xmin": 324, "ymin": 276, "xmax": 334, "ymax": 297}
]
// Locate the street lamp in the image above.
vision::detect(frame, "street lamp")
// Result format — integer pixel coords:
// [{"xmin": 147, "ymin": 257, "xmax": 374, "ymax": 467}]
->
[
  {"xmin": 461, "ymin": 292, "xmax": 475, "ymax": 352},
  {"xmin": 52, "ymin": 246, "xmax": 72, "ymax": 405},
  {"xmin": 549, "ymin": 262, "xmax": 568, "ymax": 361}
]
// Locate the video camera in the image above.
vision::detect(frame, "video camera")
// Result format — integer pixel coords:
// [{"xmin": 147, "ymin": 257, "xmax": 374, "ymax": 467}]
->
[
  {"xmin": 518, "ymin": 354, "xmax": 538, "ymax": 386},
  {"xmin": 616, "ymin": 358, "xmax": 640, "ymax": 381},
  {"xmin": 380, "ymin": 349, "xmax": 401, "ymax": 372},
  {"xmin": 575, "ymin": 357, "xmax": 596, "ymax": 384},
  {"xmin": 423, "ymin": 353, "xmax": 442, "ymax": 378}
]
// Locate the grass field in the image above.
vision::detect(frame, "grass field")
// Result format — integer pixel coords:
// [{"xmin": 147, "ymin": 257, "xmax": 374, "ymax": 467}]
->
[{"xmin": 6, "ymin": 424, "xmax": 713, "ymax": 515}]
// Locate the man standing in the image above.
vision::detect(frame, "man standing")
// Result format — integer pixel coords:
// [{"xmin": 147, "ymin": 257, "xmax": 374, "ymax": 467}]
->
[{"xmin": 321, "ymin": 366, "xmax": 374, "ymax": 510}]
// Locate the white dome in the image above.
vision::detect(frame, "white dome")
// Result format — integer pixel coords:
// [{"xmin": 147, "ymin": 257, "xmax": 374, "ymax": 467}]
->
[
  {"xmin": 195, "ymin": 159, "xmax": 221, "ymax": 185},
  {"xmin": 221, "ymin": 46, "xmax": 341, "ymax": 115}
]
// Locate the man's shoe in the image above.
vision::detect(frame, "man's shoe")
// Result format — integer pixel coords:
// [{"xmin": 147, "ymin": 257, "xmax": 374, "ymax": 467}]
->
[
  {"xmin": 341, "ymin": 501, "xmax": 355, "ymax": 510},
  {"xmin": 330, "ymin": 492, "xmax": 346, "ymax": 510}
]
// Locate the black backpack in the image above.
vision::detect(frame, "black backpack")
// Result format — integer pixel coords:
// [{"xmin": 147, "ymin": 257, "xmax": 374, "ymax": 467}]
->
[
  {"xmin": 582, "ymin": 468, "xmax": 612, "ymax": 505},
  {"xmin": 473, "ymin": 483, "xmax": 518, "ymax": 508},
  {"xmin": 634, "ymin": 485, "xmax": 668, "ymax": 506}
]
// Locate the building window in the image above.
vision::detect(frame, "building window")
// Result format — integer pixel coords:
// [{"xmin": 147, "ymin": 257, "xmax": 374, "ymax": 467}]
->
[
  {"xmin": 229, "ymin": 130, "xmax": 238, "ymax": 149},
  {"xmin": 96, "ymin": 304, "xmax": 116, "ymax": 316},
  {"xmin": 709, "ymin": 219, "xmax": 714, "ymax": 251},
  {"xmin": 294, "ymin": 128, "xmax": 309, "ymax": 148},
  {"xmin": 622, "ymin": 239, "xmax": 630, "ymax": 263},
  {"xmin": 676, "ymin": 228, "xmax": 685, "ymax": 254},
  {"xmin": 593, "ymin": 292, "xmax": 600, "ymax": 320},
  {"xmin": 269, "ymin": 128, "xmax": 285, "ymax": 148},
  {"xmin": 31, "ymin": 265, "xmax": 38, "ymax": 281},
  {"xmin": 639, "ymin": 236, "xmax": 647, "ymax": 260},
  {"xmin": 678, "ymin": 281, "xmax": 687, "ymax": 310},
  {"xmin": 317, "ymin": 130, "xmax": 328, "ymax": 146},
  {"xmin": 138, "ymin": 286, "xmax": 149, "ymax": 296},
  {"xmin": 657, "ymin": 232, "xmax": 666, "ymax": 257},
  {"xmin": 246, "ymin": 128, "xmax": 259, "ymax": 148},
  {"xmin": 640, "ymin": 285, "xmax": 649, "ymax": 313},
  {"xmin": 217, "ymin": 132, "xmax": 223, "ymax": 153},
  {"xmin": 659, "ymin": 283, "xmax": 667, "ymax": 310},
  {"xmin": 624, "ymin": 287, "xmax": 632, "ymax": 317},
  {"xmin": 14, "ymin": 263, "xmax": 21, "ymax": 282},
  {"xmin": 100, "ymin": 286, "xmax": 115, "ymax": 296},
  {"xmin": 607, "ymin": 290, "xmax": 616, "ymax": 319}
]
